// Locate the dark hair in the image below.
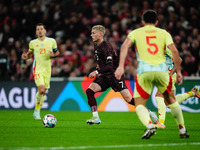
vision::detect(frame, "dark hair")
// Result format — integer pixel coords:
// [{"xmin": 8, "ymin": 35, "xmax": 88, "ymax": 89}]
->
[
  {"xmin": 36, "ymin": 23, "xmax": 46, "ymax": 29},
  {"xmin": 142, "ymin": 10, "xmax": 158, "ymax": 24}
]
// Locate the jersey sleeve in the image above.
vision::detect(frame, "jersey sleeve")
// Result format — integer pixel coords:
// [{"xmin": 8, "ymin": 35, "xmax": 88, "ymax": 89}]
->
[
  {"xmin": 165, "ymin": 31, "xmax": 174, "ymax": 46},
  {"xmin": 29, "ymin": 41, "xmax": 34, "ymax": 52},
  {"xmin": 52, "ymin": 39, "xmax": 58, "ymax": 52},
  {"xmin": 127, "ymin": 30, "xmax": 136, "ymax": 45}
]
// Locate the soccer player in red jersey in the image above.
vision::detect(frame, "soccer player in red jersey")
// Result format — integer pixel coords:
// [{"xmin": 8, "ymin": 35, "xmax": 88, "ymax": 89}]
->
[{"xmin": 86, "ymin": 25, "xmax": 135, "ymax": 125}]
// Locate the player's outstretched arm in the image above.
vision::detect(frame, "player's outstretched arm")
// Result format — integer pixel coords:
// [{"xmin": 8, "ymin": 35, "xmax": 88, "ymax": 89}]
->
[
  {"xmin": 115, "ymin": 38, "xmax": 132, "ymax": 80},
  {"xmin": 168, "ymin": 44, "xmax": 183, "ymax": 85},
  {"xmin": 169, "ymin": 57, "xmax": 182, "ymax": 76},
  {"xmin": 21, "ymin": 51, "xmax": 33, "ymax": 60}
]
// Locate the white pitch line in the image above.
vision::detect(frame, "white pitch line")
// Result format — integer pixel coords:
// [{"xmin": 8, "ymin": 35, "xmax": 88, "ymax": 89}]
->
[{"xmin": 1, "ymin": 142, "xmax": 200, "ymax": 150}]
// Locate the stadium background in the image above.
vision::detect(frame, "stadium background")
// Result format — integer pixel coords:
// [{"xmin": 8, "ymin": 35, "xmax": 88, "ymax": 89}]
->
[
  {"xmin": 0, "ymin": 0, "xmax": 200, "ymax": 112},
  {"xmin": 1, "ymin": 1, "xmax": 200, "ymax": 149}
]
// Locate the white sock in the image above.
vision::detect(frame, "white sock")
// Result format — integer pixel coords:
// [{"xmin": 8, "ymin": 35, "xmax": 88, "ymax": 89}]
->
[
  {"xmin": 179, "ymin": 127, "xmax": 186, "ymax": 133},
  {"xmin": 92, "ymin": 111, "xmax": 99, "ymax": 118},
  {"xmin": 147, "ymin": 123, "xmax": 154, "ymax": 129}
]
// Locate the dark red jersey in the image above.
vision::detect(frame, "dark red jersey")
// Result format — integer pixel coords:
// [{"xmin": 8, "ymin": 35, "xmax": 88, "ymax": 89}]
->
[{"xmin": 94, "ymin": 41, "xmax": 119, "ymax": 74}]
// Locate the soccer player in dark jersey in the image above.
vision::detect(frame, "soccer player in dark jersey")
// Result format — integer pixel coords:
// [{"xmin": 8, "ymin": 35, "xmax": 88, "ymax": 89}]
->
[{"xmin": 86, "ymin": 25, "xmax": 135, "ymax": 125}]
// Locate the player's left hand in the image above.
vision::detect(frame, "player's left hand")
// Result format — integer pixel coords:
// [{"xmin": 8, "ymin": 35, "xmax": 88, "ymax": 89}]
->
[
  {"xmin": 115, "ymin": 67, "xmax": 124, "ymax": 80},
  {"xmin": 50, "ymin": 51, "xmax": 55, "ymax": 58}
]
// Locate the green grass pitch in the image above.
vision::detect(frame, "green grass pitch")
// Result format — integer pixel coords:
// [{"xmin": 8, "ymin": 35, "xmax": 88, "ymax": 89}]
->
[{"xmin": 0, "ymin": 110, "xmax": 200, "ymax": 150}]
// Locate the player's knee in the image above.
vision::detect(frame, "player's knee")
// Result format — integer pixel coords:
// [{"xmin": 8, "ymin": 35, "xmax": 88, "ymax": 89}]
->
[
  {"xmin": 39, "ymin": 89, "xmax": 46, "ymax": 95},
  {"xmin": 155, "ymin": 92, "xmax": 163, "ymax": 97},
  {"xmin": 86, "ymin": 88, "xmax": 95, "ymax": 96}
]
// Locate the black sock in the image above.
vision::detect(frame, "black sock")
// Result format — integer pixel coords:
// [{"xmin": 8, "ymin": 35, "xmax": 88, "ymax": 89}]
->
[{"xmin": 129, "ymin": 98, "xmax": 135, "ymax": 106}]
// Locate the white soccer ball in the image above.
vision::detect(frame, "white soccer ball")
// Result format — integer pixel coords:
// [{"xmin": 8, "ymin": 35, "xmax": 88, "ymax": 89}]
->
[{"xmin": 42, "ymin": 114, "xmax": 57, "ymax": 128}]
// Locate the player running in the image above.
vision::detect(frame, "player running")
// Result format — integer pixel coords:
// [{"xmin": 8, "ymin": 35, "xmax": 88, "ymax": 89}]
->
[
  {"xmin": 21, "ymin": 23, "xmax": 60, "ymax": 119},
  {"xmin": 150, "ymin": 47, "xmax": 200, "ymax": 128},
  {"xmin": 86, "ymin": 25, "xmax": 135, "ymax": 125},
  {"xmin": 115, "ymin": 10, "xmax": 189, "ymax": 139}
]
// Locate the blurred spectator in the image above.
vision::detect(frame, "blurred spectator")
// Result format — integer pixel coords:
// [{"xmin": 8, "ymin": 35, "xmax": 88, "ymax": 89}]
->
[
  {"xmin": 59, "ymin": 63, "xmax": 73, "ymax": 77},
  {"xmin": 16, "ymin": 64, "xmax": 28, "ymax": 81},
  {"xmin": 0, "ymin": 0, "xmax": 200, "ymax": 81},
  {"xmin": 182, "ymin": 54, "xmax": 195, "ymax": 76},
  {"xmin": 8, "ymin": 48, "xmax": 19, "ymax": 80},
  {"xmin": 195, "ymin": 63, "xmax": 200, "ymax": 76},
  {"xmin": 0, "ymin": 47, "xmax": 9, "ymax": 80}
]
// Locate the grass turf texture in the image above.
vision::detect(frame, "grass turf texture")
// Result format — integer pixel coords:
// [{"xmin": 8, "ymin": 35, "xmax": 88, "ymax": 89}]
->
[{"xmin": 0, "ymin": 110, "xmax": 200, "ymax": 150}]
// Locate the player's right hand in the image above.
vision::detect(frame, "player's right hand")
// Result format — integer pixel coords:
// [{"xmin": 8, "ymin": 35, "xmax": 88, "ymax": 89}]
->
[
  {"xmin": 115, "ymin": 66, "xmax": 124, "ymax": 80},
  {"xmin": 21, "ymin": 52, "xmax": 28, "ymax": 60},
  {"xmin": 88, "ymin": 71, "xmax": 97, "ymax": 79}
]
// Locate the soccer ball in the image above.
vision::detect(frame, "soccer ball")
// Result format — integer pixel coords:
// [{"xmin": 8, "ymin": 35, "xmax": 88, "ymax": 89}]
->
[{"xmin": 42, "ymin": 114, "xmax": 57, "ymax": 128}]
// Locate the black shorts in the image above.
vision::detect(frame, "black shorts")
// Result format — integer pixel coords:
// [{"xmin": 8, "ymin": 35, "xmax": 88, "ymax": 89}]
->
[{"xmin": 93, "ymin": 73, "xmax": 127, "ymax": 92}]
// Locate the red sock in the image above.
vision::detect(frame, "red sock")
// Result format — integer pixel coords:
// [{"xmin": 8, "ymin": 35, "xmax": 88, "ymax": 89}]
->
[
  {"xmin": 179, "ymin": 125, "xmax": 183, "ymax": 129},
  {"xmin": 86, "ymin": 88, "xmax": 97, "ymax": 111}
]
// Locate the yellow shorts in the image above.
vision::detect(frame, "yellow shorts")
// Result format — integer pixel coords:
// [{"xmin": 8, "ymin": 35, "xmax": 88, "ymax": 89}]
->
[
  {"xmin": 171, "ymin": 73, "xmax": 176, "ymax": 91},
  {"xmin": 34, "ymin": 71, "xmax": 51, "ymax": 89},
  {"xmin": 134, "ymin": 72, "xmax": 172, "ymax": 99}
]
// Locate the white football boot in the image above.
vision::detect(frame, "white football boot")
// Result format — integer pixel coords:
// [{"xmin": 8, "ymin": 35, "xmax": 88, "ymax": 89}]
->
[
  {"xmin": 86, "ymin": 117, "xmax": 101, "ymax": 125},
  {"xmin": 33, "ymin": 109, "xmax": 41, "ymax": 120}
]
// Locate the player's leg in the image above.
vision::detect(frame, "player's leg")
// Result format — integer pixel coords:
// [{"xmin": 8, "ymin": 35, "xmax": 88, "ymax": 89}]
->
[
  {"xmin": 107, "ymin": 74, "xmax": 135, "ymax": 105},
  {"xmin": 134, "ymin": 73, "xmax": 156, "ymax": 139},
  {"xmin": 176, "ymin": 86, "xmax": 200, "ymax": 104},
  {"xmin": 135, "ymin": 97, "xmax": 156, "ymax": 139},
  {"xmin": 171, "ymin": 73, "xmax": 198, "ymax": 103},
  {"xmin": 153, "ymin": 91, "xmax": 166, "ymax": 128},
  {"xmin": 163, "ymin": 92, "xmax": 189, "ymax": 138},
  {"xmin": 33, "ymin": 72, "xmax": 46, "ymax": 120},
  {"xmin": 154, "ymin": 87, "xmax": 196, "ymax": 128},
  {"xmin": 151, "ymin": 73, "xmax": 175, "ymax": 126},
  {"xmin": 119, "ymin": 89, "xmax": 132, "ymax": 103},
  {"xmin": 156, "ymin": 72, "xmax": 189, "ymax": 138},
  {"xmin": 33, "ymin": 85, "xmax": 46, "ymax": 120},
  {"xmin": 110, "ymin": 74, "xmax": 135, "ymax": 105},
  {"xmin": 119, "ymin": 86, "xmax": 160, "ymax": 128},
  {"xmin": 38, "ymin": 85, "xmax": 46, "ymax": 109},
  {"xmin": 39, "ymin": 74, "xmax": 50, "ymax": 110},
  {"xmin": 86, "ymin": 82, "xmax": 102, "ymax": 125},
  {"xmin": 154, "ymin": 73, "xmax": 176, "ymax": 126},
  {"xmin": 120, "ymin": 89, "xmax": 135, "ymax": 105}
]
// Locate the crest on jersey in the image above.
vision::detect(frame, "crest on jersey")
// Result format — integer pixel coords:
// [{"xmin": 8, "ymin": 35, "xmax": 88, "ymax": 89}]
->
[
  {"xmin": 41, "ymin": 43, "xmax": 44, "ymax": 47},
  {"xmin": 107, "ymin": 56, "xmax": 112, "ymax": 60}
]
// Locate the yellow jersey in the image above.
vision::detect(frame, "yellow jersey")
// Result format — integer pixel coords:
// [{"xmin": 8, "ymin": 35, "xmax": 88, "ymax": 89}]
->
[
  {"xmin": 127, "ymin": 25, "xmax": 174, "ymax": 74},
  {"xmin": 29, "ymin": 37, "xmax": 58, "ymax": 74}
]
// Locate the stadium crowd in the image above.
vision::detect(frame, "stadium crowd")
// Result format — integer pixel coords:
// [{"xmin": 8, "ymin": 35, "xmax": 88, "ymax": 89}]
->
[{"xmin": 0, "ymin": 0, "xmax": 200, "ymax": 81}]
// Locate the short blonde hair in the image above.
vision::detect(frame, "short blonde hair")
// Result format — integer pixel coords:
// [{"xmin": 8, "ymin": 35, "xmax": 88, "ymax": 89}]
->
[{"xmin": 92, "ymin": 25, "xmax": 106, "ymax": 36}]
